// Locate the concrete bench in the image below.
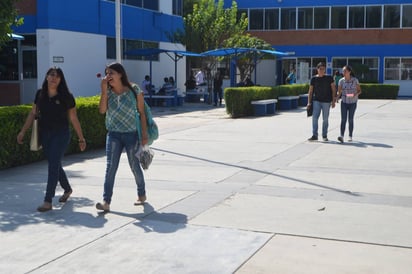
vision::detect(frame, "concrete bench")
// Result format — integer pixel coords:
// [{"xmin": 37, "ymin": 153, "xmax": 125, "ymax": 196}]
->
[
  {"xmin": 251, "ymin": 99, "xmax": 278, "ymax": 116},
  {"xmin": 185, "ymin": 90, "xmax": 204, "ymax": 103},
  {"xmin": 299, "ymin": 94, "xmax": 309, "ymax": 106},
  {"xmin": 278, "ymin": 96, "xmax": 299, "ymax": 110},
  {"xmin": 144, "ymin": 95, "xmax": 176, "ymax": 107}
]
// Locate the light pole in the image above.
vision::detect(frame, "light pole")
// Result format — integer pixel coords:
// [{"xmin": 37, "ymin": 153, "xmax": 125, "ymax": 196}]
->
[{"xmin": 115, "ymin": 0, "xmax": 121, "ymax": 62}]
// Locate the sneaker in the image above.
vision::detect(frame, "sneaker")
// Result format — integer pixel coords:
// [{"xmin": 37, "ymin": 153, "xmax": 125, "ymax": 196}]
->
[
  {"xmin": 337, "ymin": 136, "xmax": 344, "ymax": 143},
  {"xmin": 96, "ymin": 202, "xmax": 110, "ymax": 212},
  {"xmin": 323, "ymin": 137, "xmax": 329, "ymax": 142},
  {"xmin": 348, "ymin": 136, "xmax": 353, "ymax": 142},
  {"xmin": 37, "ymin": 202, "xmax": 52, "ymax": 212},
  {"xmin": 59, "ymin": 190, "xmax": 72, "ymax": 203},
  {"xmin": 308, "ymin": 136, "xmax": 318, "ymax": 141}
]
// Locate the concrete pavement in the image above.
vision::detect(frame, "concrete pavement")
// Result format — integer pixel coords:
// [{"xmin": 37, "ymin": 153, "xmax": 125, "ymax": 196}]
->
[{"xmin": 1, "ymin": 99, "xmax": 412, "ymax": 274}]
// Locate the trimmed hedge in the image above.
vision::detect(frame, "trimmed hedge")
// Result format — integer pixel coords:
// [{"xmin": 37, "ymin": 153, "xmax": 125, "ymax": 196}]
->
[
  {"xmin": 0, "ymin": 96, "xmax": 106, "ymax": 170},
  {"xmin": 224, "ymin": 83, "xmax": 399, "ymax": 118}
]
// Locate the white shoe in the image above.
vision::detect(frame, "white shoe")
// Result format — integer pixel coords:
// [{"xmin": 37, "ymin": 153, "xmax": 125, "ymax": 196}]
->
[{"xmin": 348, "ymin": 136, "xmax": 353, "ymax": 142}]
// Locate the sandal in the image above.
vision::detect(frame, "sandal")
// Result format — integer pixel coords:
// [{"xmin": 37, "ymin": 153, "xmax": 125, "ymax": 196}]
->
[
  {"xmin": 59, "ymin": 190, "xmax": 73, "ymax": 203},
  {"xmin": 37, "ymin": 202, "xmax": 52, "ymax": 212},
  {"xmin": 134, "ymin": 195, "xmax": 147, "ymax": 205}
]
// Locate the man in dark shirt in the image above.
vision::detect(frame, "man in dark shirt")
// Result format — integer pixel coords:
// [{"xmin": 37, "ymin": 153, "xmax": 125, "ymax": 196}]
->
[{"xmin": 307, "ymin": 62, "xmax": 336, "ymax": 141}]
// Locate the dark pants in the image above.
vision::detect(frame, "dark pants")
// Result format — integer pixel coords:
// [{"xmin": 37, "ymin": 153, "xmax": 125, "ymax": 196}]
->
[
  {"xmin": 340, "ymin": 102, "xmax": 357, "ymax": 137},
  {"xmin": 40, "ymin": 127, "xmax": 71, "ymax": 203},
  {"xmin": 213, "ymin": 88, "xmax": 223, "ymax": 106}
]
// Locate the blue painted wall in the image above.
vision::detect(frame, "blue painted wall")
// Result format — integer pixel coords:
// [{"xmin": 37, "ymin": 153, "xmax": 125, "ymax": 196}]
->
[{"xmin": 14, "ymin": 0, "xmax": 183, "ymax": 43}]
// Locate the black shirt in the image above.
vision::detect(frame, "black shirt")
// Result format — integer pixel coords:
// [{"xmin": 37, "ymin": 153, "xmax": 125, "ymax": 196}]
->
[
  {"xmin": 310, "ymin": 75, "xmax": 334, "ymax": 102},
  {"xmin": 34, "ymin": 89, "xmax": 76, "ymax": 130}
]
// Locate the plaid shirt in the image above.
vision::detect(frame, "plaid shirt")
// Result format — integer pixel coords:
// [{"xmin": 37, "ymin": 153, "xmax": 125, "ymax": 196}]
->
[{"xmin": 106, "ymin": 88, "xmax": 138, "ymax": 132}]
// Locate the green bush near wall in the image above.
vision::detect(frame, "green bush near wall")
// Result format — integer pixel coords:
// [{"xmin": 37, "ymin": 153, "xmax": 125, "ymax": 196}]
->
[
  {"xmin": 224, "ymin": 83, "xmax": 399, "ymax": 118},
  {"xmin": 0, "ymin": 96, "xmax": 107, "ymax": 170},
  {"xmin": 359, "ymin": 84, "xmax": 399, "ymax": 99}
]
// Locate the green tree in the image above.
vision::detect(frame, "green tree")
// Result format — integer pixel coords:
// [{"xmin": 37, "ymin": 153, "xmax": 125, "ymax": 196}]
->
[
  {"xmin": 224, "ymin": 33, "xmax": 274, "ymax": 82},
  {"xmin": 183, "ymin": 0, "xmax": 248, "ymax": 53},
  {"xmin": 0, "ymin": 0, "xmax": 23, "ymax": 49}
]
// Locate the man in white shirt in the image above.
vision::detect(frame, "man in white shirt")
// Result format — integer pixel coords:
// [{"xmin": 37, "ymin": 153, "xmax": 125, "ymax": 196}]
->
[{"xmin": 195, "ymin": 69, "xmax": 205, "ymax": 86}]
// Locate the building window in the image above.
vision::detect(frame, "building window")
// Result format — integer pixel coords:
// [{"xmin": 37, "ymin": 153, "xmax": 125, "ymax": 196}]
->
[
  {"xmin": 349, "ymin": 6, "xmax": 365, "ymax": 28},
  {"xmin": 106, "ymin": 37, "xmax": 159, "ymax": 61},
  {"xmin": 281, "ymin": 8, "xmax": 296, "ymax": 30},
  {"xmin": 385, "ymin": 58, "xmax": 412, "ymax": 80},
  {"xmin": 265, "ymin": 9, "xmax": 279, "ymax": 30},
  {"xmin": 366, "ymin": 6, "xmax": 382, "ymax": 28},
  {"xmin": 250, "ymin": 9, "xmax": 264, "ymax": 30},
  {"xmin": 331, "ymin": 6, "xmax": 347, "ymax": 29},
  {"xmin": 172, "ymin": 0, "xmax": 183, "ymax": 16},
  {"xmin": 107, "ymin": 0, "xmax": 158, "ymax": 11},
  {"xmin": 314, "ymin": 7, "xmax": 329, "ymax": 29},
  {"xmin": 402, "ymin": 5, "xmax": 412, "ymax": 28},
  {"xmin": 333, "ymin": 57, "xmax": 379, "ymax": 82},
  {"xmin": 298, "ymin": 8, "xmax": 313, "ymax": 29},
  {"xmin": 384, "ymin": 5, "xmax": 400, "ymax": 28}
]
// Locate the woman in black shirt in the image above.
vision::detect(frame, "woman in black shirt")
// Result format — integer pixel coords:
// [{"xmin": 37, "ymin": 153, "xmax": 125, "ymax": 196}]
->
[{"xmin": 17, "ymin": 67, "xmax": 86, "ymax": 212}]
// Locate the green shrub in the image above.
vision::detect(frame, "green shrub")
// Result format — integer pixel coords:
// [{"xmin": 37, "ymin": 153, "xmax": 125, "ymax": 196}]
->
[
  {"xmin": 224, "ymin": 83, "xmax": 399, "ymax": 118},
  {"xmin": 359, "ymin": 84, "xmax": 399, "ymax": 99},
  {"xmin": 0, "ymin": 96, "xmax": 107, "ymax": 170}
]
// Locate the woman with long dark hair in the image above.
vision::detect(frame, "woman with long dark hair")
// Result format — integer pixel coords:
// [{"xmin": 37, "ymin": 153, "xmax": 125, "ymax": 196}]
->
[
  {"xmin": 96, "ymin": 62, "xmax": 148, "ymax": 212},
  {"xmin": 337, "ymin": 65, "xmax": 362, "ymax": 143},
  {"xmin": 17, "ymin": 67, "xmax": 86, "ymax": 212}
]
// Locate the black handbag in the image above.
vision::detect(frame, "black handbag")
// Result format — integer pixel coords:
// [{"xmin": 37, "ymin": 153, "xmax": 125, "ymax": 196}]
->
[{"xmin": 307, "ymin": 103, "xmax": 313, "ymax": 117}]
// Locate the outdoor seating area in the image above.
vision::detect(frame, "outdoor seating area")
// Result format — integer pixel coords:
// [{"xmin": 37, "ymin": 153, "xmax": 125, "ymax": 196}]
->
[
  {"xmin": 277, "ymin": 96, "xmax": 300, "ymax": 110},
  {"xmin": 251, "ymin": 99, "xmax": 278, "ymax": 116}
]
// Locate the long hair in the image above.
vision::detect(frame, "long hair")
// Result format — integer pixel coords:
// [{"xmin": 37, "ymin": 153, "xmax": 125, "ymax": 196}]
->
[
  {"xmin": 343, "ymin": 65, "xmax": 355, "ymax": 77},
  {"xmin": 38, "ymin": 67, "xmax": 71, "ymax": 103},
  {"xmin": 106, "ymin": 62, "xmax": 134, "ymax": 92}
]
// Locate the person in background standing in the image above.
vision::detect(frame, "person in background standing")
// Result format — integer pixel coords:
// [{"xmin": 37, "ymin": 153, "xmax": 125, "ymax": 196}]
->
[
  {"xmin": 337, "ymin": 65, "xmax": 362, "ymax": 143},
  {"xmin": 141, "ymin": 75, "xmax": 152, "ymax": 95},
  {"xmin": 17, "ymin": 67, "xmax": 86, "ymax": 212},
  {"xmin": 307, "ymin": 62, "xmax": 336, "ymax": 142},
  {"xmin": 96, "ymin": 62, "xmax": 148, "ymax": 212},
  {"xmin": 286, "ymin": 69, "xmax": 296, "ymax": 84},
  {"xmin": 195, "ymin": 69, "xmax": 205, "ymax": 86},
  {"xmin": 334, "ymin": 70, "xmax": 343, "ymax": 95},
  {"xmin": 213, "ymin": 72, "xmax": 223, "ymax": 106}
]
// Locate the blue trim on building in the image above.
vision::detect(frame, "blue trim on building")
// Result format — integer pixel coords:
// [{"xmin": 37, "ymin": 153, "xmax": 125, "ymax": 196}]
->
[{"xmin": 14, "ymin": 0, "xmax": 183, "ymax": 43}]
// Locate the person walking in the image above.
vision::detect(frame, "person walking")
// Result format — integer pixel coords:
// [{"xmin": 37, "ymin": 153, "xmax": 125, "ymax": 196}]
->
[
  {"xmin": 307, "ymin": 62, "xmax": 336, "ymax": 141},
  {"xmin": 96, "ymin": 62, "xmax": 148, "ymax": 212},
  {"xmin": 213, "ymin": 72, "xmax": 223, "ymax": 106},
  {"xmin": 17, "ymin": 67, "xmax": 86, "ymax": 212},
  {"xmin": 337, "ymin": 65, "xmax": 362, "ymax": 143}
]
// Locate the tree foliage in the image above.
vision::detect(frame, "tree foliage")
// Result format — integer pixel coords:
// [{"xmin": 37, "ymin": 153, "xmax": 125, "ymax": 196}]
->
[
  {"xmin": 224, "ymin": 33, "xmax": 274, "ymax": 81},
  {"xmin": 0, "ymin": 0, "xmax": 23, "ymax": 49},
  {"xmin": 179, "ymin": 0, "xmax": 248, "ymax": 53}
]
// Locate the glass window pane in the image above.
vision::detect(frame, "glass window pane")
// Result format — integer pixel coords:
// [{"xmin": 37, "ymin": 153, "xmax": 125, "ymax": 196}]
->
[
  {"xmin": 0, "ymin": 41, "xmax": 18, "ymax": 80},
  {"xmin": 384, "ymin": 5, "xmax": 400, "ymax": 28},
  {"xmin": 401, "ymin": 58, "xmax": 412, "ymax": 80},
  {"xmin": 314, "ymin": 7, "xmax": 329, "ymax": 29},
  {"xmin": 281, "ymin": 8, "xmax": 296, "ymax": 30},
  {"xmin": 385, "ymin": 58, "xmax": 400, "ymax": 80},
  {"xmin": 265, "ymin": 9, "xmax": 279, "ymax": 30},
  {"xmin": 106, "ymin": 37, "xmax": 116, "ymax": 59},
  {"xmin": 126, "ymin": 0, "xmax": 142, "ymax": 7},
  {"xmin": 298, "ymin": 8, "xmax": 313, "ymax": 29},
  {"xmin": 349, "ymin": 6, "xmax": 365, "ymax": 28},
  {"xmin": 23, "ymin": 50, "xmax": 37, "ymax": 79},
  {"xmin": 250, "ymin": 9, "xmax": 264, "ymax": 30},
  {"xmin": 332, "ymin": 58, "xmax": 348, "ymax": 70},
  {"xmin": 143, "ymin": 0, "xmax": 158, "ymax": 11},
  {"xmin": 402, "ymin": 5, "xmax": 412, "ymax": 28},
  {"xmin": 366, "ymin": 6, "xmax": 381, "ymax": 28},
  {"xmin": 331, "ymin": 7, "xmax": 347, "ymax": 29},
  {"xmin": 364, "ymin": 58, "xmax": 379, "ymax": 68}
]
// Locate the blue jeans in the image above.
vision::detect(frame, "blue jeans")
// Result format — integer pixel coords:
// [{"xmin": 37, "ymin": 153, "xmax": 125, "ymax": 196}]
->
[
  {"xmin": 40, "ymin": 127, "xmax": 71, "ymax": 203},
  {"xmin": 103, "ymin": 131, "xmax": 145, "ymax": 204},
  {"xmin": 340, "ymin": 102, "xmax": 357, "ymax": 137},
  {"xmin": 312, "ymin": 100, "xmax": 331, "ymax": 138}
]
